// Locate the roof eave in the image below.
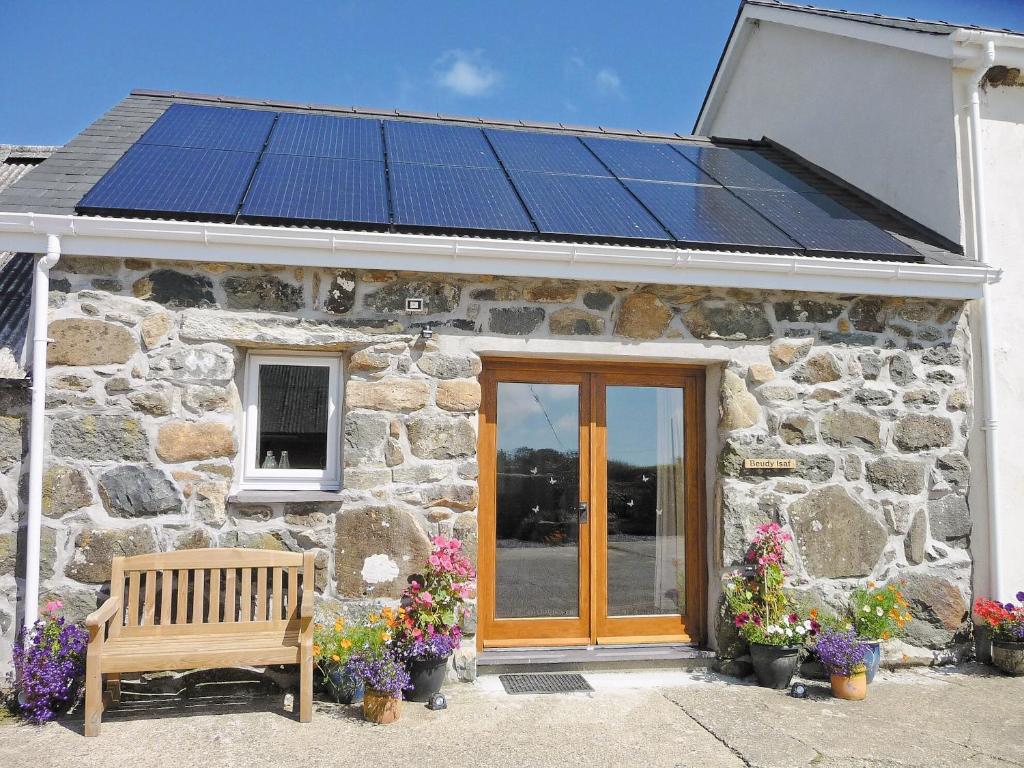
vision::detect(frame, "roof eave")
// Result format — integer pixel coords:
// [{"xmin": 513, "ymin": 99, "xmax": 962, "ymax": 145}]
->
[{"xmin": 0, "ymin": 211, "xmax": 999, "ymax": 301}]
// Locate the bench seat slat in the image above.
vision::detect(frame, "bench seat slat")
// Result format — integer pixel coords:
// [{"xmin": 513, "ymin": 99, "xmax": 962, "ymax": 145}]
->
[{"xmin": 99, "ymin": 633, "xmax": 302, "ymax": 673}]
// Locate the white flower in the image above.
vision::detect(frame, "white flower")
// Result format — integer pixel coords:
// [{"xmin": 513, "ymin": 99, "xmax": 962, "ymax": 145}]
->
[
  {"xmin": 803, "ymin": 620, "xmax": 812, "ymax": 630},
  {"xmin": 796, "ymin": 626, "xmax": 806, "ymax": 635},
  {"xmin": 876, "ymin": 607, "xmax": 884, "ymax": 616},
  {"xmin": 863, "ymin": 605, "xmax": 871, "ymax": 613},
  {"xmin": 785, "ymin": 628, "xmax": 794, "ymax": 638}
]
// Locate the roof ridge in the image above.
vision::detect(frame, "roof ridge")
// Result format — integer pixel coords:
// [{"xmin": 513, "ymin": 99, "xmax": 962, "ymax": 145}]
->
[
  {"xmin": 746, "ymin": 0, "xmax": 1024, "ymax": 37},
  {"xmin": 127, "ymin": 88, "xmax": 719, "ymax": 143}
]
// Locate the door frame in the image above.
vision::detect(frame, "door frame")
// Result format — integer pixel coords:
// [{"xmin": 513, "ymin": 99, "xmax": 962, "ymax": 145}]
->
[{"xmin": 477, "ymin": 357, "xmax": 707, "ymax": 650}]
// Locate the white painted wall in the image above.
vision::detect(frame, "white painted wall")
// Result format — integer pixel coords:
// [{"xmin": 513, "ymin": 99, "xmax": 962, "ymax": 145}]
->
[
  {"xmin": 704, "ymin": 20, "xmax": 962, "ymax": 243},
  {"xmin": 962, "ymin": 81, "xmax": 1024, "ymax": 599},
  {"xmin": 702, "ymin": 20, "xmax": 1024, "ymax": 600}
]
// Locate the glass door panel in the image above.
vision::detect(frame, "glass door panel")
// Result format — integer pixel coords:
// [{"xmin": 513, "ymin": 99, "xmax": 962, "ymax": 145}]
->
[
  {"xmin": 495, "ymin": 382, "xmax": 582, "ymax": 619},
  {"xmin": 605, "ymin": 386, "xmax": 686, "ymax": 617}
]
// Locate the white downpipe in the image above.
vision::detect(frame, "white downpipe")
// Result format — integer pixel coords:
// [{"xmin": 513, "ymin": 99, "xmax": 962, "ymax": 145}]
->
[
  {"xmin": 967, "ymin": 42, "xmax": 1005, "ymax": 600},
  {"xmin": 23, "ymin": 234, "xmax": 60, "ymax": 628}
]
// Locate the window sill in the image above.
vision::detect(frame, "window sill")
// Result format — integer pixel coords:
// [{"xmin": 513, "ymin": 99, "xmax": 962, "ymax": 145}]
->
[{"xmin": 228, "ymin": 490, "xmax": 344, "ymax": 504}]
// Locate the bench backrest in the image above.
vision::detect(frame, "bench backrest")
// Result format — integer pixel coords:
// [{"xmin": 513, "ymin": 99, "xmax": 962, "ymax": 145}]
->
[{"xmin": 108, "ymin": 548, "xmax": 314, "ymax": 637}]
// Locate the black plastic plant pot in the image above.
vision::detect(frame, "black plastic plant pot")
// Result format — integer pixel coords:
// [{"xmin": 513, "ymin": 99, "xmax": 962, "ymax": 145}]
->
[
  {"xmin": 749, "ymin": 643, "xmax": 801, "ymax": 689},
  {"xmin": 405, "ymin": 654, "xmax": 451, "ymax": 702}
]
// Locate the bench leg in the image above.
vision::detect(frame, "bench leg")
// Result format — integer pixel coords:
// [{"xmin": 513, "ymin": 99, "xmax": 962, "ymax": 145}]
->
[
  {"xmin": 105, "ymin": 674, "xmax": 121, "ymax": 705},
  {"xmin": 84, "ymin": 660, "xmax": 103, "ymax": 736},
  {"xmin": 299, "ymin": 650, "xmax": 313, "ymax": 723}
]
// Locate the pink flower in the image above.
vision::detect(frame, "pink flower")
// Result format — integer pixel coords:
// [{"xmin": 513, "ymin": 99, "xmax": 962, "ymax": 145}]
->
[
  {"xmin": 420, "ymin": 591, "xmax": 434, "ymax": 606},
  {"xmin": 43, "ymin": 600, "xmax": 62, "ymax": 615}
]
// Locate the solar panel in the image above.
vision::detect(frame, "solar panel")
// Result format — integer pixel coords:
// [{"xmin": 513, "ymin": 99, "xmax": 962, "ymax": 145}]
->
[
  {"xmin": 486, "ymin": 130, "xmax": 610, "ymax": 176},
  {"xmin": 509, "ymin": 171, "xmax": 669, "ymax": 240},
  {"xmin": 266, "ymin": 113, "xmax": 383, "ymax": 161},
  {"xmin": 140, "ymin": 103, "xmax": 275, "ymax": 152},
  {"xmin": 582, "ymin": 138, "xmax": 717, "ymax": 184},
  {"xmin": 624, "ymin": 181, "xmax": 800, "ymax": 249},
  {"xmin": 240, "ymin": 155, "xmax": 389, "ymax": 225},
  {"xmin": 390, "ymin": 163, "xmax": 535, "ymax": 232},
  {"xmin": 672, "ymin": 145, "xmax": 819, "ymax": 194},
  {"xmin": 77, "ymin": 144, "xmax": 259, "ymax": 218},
  {"xmin": 384, "ymin": 121, "xmax": 499, "ymax": 168},
  {"xmin": 733, "ymin": 189, "xmax": 919, "ymax": 257}
]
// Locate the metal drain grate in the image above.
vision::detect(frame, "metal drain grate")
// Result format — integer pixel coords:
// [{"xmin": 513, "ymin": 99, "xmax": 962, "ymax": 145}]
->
[{"xmin": 499, "ymin": 672, "xmax": 593, "ymax": 695}]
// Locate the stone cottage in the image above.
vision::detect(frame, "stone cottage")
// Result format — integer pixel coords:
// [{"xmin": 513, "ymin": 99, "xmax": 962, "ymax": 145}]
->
[{"xmin": 0, "ymin": 86, "xmax": 1000, "ymax": 678}]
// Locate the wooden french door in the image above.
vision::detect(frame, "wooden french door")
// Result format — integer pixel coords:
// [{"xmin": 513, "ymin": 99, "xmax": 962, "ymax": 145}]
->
[{"xmin": 477, "ymin": 359, "xmax": 705, "ymax": 649}]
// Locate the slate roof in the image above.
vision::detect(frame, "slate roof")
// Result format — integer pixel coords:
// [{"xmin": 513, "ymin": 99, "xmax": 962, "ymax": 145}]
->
[
  {"xmin": 746, "ymin": 0, "xmax": 1024, "ymax": 37},
  {"xmin": 0, "ymin": 146, "xmax": 56, "ymax": 377},
  {"xmin": 0, "ymin": 90, "xmax": 967, "ymax": 269}
]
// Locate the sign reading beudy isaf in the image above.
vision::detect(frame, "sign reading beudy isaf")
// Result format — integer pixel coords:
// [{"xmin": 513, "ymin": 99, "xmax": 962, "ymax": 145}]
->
[{"xmin": 743, "ymin": 458, "xmax": 797, "ymax": 470}]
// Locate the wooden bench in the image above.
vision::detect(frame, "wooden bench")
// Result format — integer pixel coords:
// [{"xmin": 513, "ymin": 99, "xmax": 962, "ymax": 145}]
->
[{"xmin": 84, "ymin": 548, "xmax": 315, "ymax": 736}]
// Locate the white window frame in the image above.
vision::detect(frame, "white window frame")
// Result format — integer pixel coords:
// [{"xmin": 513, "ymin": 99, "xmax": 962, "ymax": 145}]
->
[{"xmin": 241, "ymin": 352, "xmax": 343, "ymax": 491}]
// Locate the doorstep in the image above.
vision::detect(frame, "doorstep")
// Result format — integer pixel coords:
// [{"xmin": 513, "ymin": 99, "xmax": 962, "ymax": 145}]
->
[{"xmin": 476, "ymin": 644, "xmax": 716, "ymax": 675}]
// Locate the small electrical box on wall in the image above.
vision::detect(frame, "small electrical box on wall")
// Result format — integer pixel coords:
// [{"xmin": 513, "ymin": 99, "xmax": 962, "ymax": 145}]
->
[{"xmin": 405, "ymin": 298, "xmax": 426, "ymax": 313}]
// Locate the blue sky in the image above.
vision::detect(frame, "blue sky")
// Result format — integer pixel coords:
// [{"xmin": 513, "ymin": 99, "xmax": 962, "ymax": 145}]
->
[{"xmin": 4, "ymin": 0, "xmax": 1024, "ymax": 146}]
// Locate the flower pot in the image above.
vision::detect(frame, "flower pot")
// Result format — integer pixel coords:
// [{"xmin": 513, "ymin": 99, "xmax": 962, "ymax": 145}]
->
[
  {"xmin": 326, "ymin": 665, "xmax": 364, "ymax": 705},
  {"xmin": 861, "ymin": 640, "xmax": 881, "ymax": 684},
  {"xmin": 749, "ymin": 643, "xmax": 801, "ymax": 689},
  {"xmin": 405, "ymin": 653, "xmax": 451, "ymax": 703},
  {"xmin": 362, "ymin": 688, "xmax": 402, "ymax": 724},
  {"xmin": 991, "ymin": 640, "xmax": 1024, "ymax": 676},
  {"xmin": 974, "ymin": 625, "xmax": 993, "ymax": 665},
  {"xmin": 830, "ymin": 670, "xmax": 867, "ymax": 701}
]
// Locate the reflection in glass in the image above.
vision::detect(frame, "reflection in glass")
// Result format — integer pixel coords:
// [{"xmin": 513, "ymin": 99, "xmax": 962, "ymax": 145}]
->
[
  {"xmin": 606, "ymin": 386, "xmax": 685, "ymax": 616},
  {"xmin": 495, "ymin": 382, "xmax": 580, "ymax": 619},
  {"xmin": 258, "ymin": 364, "xmax": 329, "ymax": 469}
]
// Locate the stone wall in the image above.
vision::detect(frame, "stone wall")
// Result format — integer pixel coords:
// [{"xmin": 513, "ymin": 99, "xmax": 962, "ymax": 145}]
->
[{"xmin": 0, "ymin": 255, "xmax": 975, "ymax": 675}]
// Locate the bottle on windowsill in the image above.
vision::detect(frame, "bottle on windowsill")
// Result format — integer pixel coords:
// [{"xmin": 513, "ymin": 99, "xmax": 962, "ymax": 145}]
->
[{"xmin": 262, "ymin": 450, "xmax": 278, "ymax": 469}]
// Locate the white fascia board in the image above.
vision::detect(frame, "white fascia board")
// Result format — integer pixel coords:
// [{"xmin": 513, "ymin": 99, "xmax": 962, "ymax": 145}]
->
[
  {"xmin": 745, "ymin": 7, "xmax": 958, "ymax": 59},
  {"xmin": 0, "ymin": 212, "xmax": 999, "ymax": 300}
]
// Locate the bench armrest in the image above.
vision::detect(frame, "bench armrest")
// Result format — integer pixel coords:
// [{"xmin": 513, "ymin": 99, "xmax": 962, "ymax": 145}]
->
[
  {"xmin": 300, "ymin": 589, "xmax": 314, "ymax": 619},
  {"xmin": 86, "ymin": 595, "xmax": 122, "ymax": 629}
]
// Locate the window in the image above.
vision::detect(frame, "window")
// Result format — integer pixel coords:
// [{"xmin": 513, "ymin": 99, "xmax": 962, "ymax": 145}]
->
[{"xmin": 241, "ymin": 354, "xmax": 343, "ymax": 490}]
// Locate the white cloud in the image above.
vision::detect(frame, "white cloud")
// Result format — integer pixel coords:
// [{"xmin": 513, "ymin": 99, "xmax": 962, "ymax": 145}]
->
[
  {"xmin": 595, "ymin": 68, "xmax": 623, "ymax": 97},
  {"xmin": 434, "ymin": 50, "xmax": 500, "ymax": 97}
]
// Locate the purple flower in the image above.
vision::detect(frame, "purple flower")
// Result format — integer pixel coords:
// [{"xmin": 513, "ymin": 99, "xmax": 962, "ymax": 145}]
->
[
  {"xmin": 12, "ymin": 613, "xmax": 88, "ymax": 724},
  {"xmin": 405, "ymin": 631, "xmax": 460, "ymax": 661},
  {"xmin": 1016, "ymin": 591, "xmax": 1024, "ymax": 603},
  {"xmin": 345, "ymin": 651, "xmax": 411, "ymax": 699},
  {"xmin": 814, "ymin": 628, "xmax": 868, "ymax": 677},
  {"xmin": 1005, "ymin": 603, "xmax": 1016, "ymax": 612}
]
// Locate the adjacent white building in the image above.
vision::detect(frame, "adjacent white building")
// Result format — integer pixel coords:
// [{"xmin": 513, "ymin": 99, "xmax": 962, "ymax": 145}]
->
[{"xmin": 697, "ymin": 0, "xmax": 1024, "ymax": 600}]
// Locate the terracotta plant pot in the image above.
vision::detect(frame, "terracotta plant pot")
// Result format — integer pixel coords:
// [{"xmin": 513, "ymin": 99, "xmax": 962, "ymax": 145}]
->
[
  {"xmin": 362, "ymin": 688, "xmax": 402, "ymax": 724},
  {"xmin": 991, "ymin": 640, "xmax": 1024, "ymax": 676},
  {"xmin": 749, "ymin": 643, "xmax": 801, "ymax": 689},
  {"xmin": 830, "ymin": 669, "xmax": 867, "ymax": 701}
]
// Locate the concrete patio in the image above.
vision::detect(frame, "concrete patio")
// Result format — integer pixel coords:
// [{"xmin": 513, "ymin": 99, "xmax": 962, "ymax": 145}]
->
[{"xmin": 0, "ymin": 665, "xmax": 1021, "ymax": 768}]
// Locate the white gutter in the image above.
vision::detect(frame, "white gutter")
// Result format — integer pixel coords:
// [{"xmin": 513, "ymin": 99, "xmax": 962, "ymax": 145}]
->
[
  {"xmin": 23, "ymin": 234, "xmax": 60, "ymax": 629},
  {"xmin": 0, "ymin": 212, "xmax": 1000, "ymax": 300},
  {"xmin": 964, "ymin": 41, "xmax": 1006, "ymax": 601}
]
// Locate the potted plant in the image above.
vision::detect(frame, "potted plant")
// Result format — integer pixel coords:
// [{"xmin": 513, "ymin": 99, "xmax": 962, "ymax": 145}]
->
[
  {"xmin": 815, "ymin": 628, "xmax": 868, "ymax": 701},
  {"xmin": 725, "ymin": 523, "xmax": 818, "ymax": 689},
  {"xmin": 345, "ymin": 611, "xmax": 410, "ymax": 723},
  {"xmin": 313, "ymin": 615, "xmax": 363, "ymax": 704},
  {"xmin": 848, "ymin": 581, "xmax": 911, "ymax": 683},
  {"xmin": 11, "ymin": 600, "xmax": 88, "ymax": 723},
  {"xmin": 396, "ymin": 535, "xmax": 475, "ymax": 703},
  {"xmin": 974, "ymin": 592, "xmax": 1024, "ymax": 676}
]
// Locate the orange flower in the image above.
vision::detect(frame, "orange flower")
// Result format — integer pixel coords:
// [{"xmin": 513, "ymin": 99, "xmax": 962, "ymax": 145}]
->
[
  {"xmin": 340, "ymin": 639, "xmax": 352, "ymax": 649},
  {"xmin": 875, "ymin": 594, "xmax": 885, "ymax": 602},
  {"xmin": 809, "ymin": 609, "xmax": 818, "ymax": 619},
  {"xmin": 381, "ymin": 631, "xmax": 391, "ymax": 643},
  {"xmin": 313, "ymin": 644, "xmax": 322, "ymax": 656},
  {"xmin": 889, "ymin": 609, "xmax": 899, "ymax": 619},
  {"xmin": 368, "ymin": 613, "xmax": 380, "ymax": 623},
  {"xmin": 331, "ymin": 654, "xmax": 340, "ymax": 662},
  {"xmin": 868, "ymin": 581, "xmax": 877, "ymax": 589},
  {"xmin": 881, "ymin": 631, "xmax": 890, "ymax": 641},
  {"xmin": 887, "ymin": 584, "xmax": 896, "ymax": 592}
]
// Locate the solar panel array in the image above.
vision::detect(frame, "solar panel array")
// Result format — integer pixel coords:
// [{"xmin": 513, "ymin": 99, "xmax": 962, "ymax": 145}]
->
[{"xmin": 77, "ymin": 103, "xmax": 921, "ymax": 260}]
